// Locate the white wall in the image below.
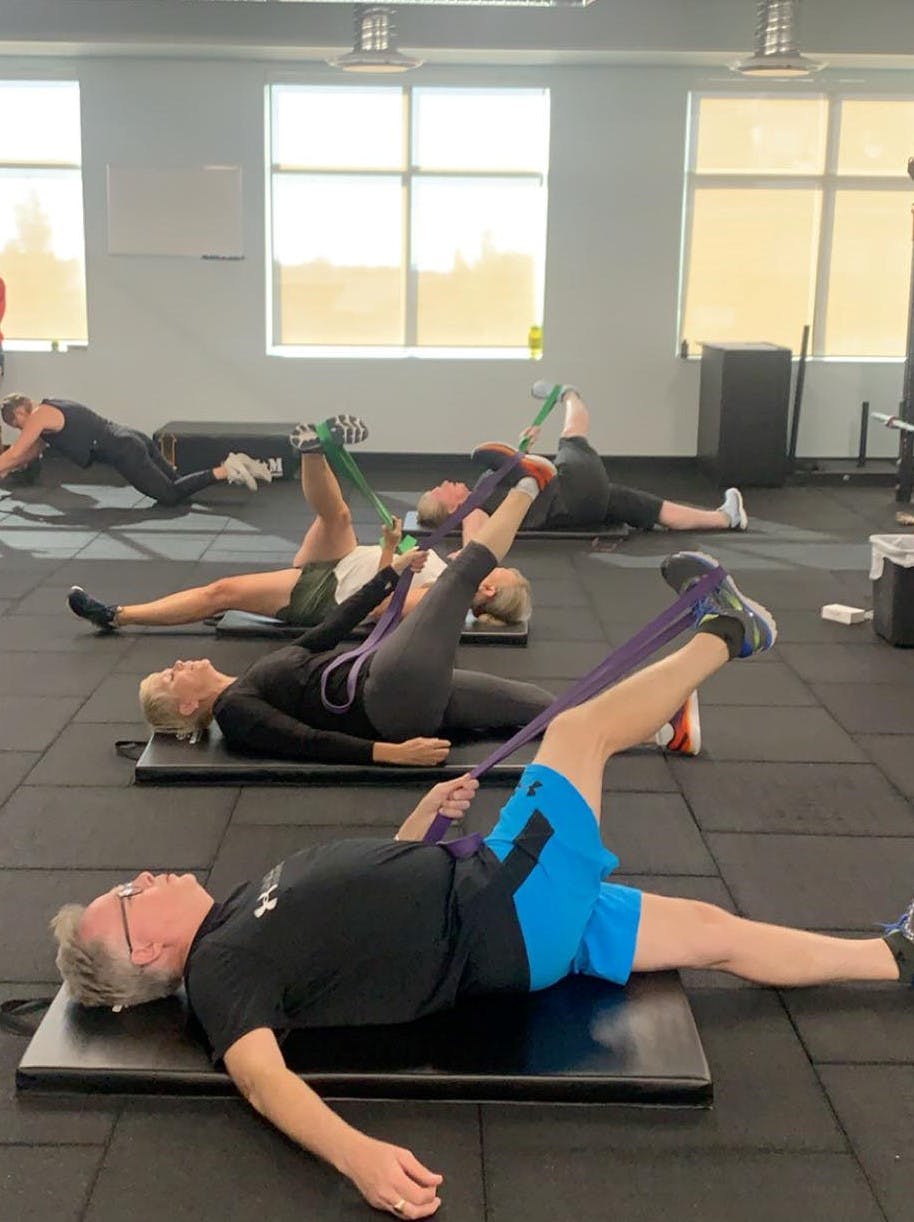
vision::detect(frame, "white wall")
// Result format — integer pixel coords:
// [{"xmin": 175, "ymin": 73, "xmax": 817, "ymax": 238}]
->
[{"xmin": 2, "ymin": 48, "xmax": 913, "ymax": 457}]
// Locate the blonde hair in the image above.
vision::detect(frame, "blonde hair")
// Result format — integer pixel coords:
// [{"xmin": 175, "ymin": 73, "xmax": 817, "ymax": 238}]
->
[
  {"xmin": 1, "ymin": 393, "xmax": 33, "ymax": 426},
  {"xmin": 51, "ymin": 904, "xmax": 180, "ymax": 1009},
  {"xmin": 139, "ymin": 672, "xmax": 212, "ymax": 739},
  {"xmin": 416, "ymin": 491, "xmax": 449, "ymax": 529},
  {"xmin": 474, "ymin": 568, "xmax": 532, "ymax": 625}
]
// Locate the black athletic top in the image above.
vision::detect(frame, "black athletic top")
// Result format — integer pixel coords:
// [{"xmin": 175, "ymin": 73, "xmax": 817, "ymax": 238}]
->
[
  {"xmin": 212, "ymin": 566, "xmax": 400, "ymax": 763},
  {"xmin": 184, "ymin": 836, "xmax": 529, "ymax": 1062},
  {"xmin": 475, "ymin": 474, "xmax": 566, "ymax": 530},
  {"xmin": 40, "ymin": 399, "xmax": 116, "ymax": 468}
]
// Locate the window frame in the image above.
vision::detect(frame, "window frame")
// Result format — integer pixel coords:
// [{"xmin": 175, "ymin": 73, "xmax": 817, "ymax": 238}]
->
[
  {"xmin": 679, "ymin": 89, "xmax": 914, "ymax": 362},
  {"xmin": 265, "ymin": 82, "xmax": 550, "ymax": 359},
  {"xmin": 0, "ymin": 77, "xmax": 88, "ymax": 350}
]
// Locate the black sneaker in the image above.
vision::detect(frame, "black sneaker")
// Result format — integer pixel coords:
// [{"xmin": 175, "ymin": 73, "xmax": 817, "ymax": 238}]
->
[
  {"xmin": 289, "ymin": 414, "xmax": 369, "ymax": 454},
  {"xmin": 660, "ymin": 551, "xmax": 776, "ymax": 658},
  {"xmin": 67, "ymin": 586, "xmax": 117, "ymax": 631},
  {"xmin": 882, "ymin": 897, "xmax": 914, "ymax": 984}
]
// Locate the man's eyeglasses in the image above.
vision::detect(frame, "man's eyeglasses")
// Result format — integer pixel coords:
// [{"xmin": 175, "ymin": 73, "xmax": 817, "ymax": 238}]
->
[{"xmin": 116, "ymin": 883, "xmax": 143, "ymax": 955}]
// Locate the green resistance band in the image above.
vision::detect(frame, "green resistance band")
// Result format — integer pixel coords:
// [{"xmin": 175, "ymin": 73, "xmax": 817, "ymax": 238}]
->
[
  {"xmin": 314, "ymin": 420, "xmax": 417, "ymax": 553},
  {"xmin": 313, "ymin": 384, "xmax": 562, "ymax": 551}
]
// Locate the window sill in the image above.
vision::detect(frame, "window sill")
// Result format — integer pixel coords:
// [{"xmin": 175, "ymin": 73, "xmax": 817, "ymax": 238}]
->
[
  {"xmin": 268, "ymin": 345, "xmax": 537, "ymax": 361},
  {"xmin": 3, "ymin": 342, "xmax": 88, "ymax": 353}
]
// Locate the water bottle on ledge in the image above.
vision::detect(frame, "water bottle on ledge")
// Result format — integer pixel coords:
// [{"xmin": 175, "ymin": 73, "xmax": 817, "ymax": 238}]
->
[{"xmin": 528, "ymin": 324, "xmax": 543, "ymax": 361}]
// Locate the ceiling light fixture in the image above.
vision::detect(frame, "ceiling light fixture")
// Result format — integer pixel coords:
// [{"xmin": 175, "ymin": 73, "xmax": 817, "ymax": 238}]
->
[
  {"xmin": 733, "ymin": 0, "xmax": 825, "ymax": 78},
  {"xmin": 328, "ymin": 6, "xmax": 423, "ymax": 74}
]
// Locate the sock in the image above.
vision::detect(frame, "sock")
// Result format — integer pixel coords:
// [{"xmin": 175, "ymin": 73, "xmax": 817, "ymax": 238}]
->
[
  {"xmin": 696, "ymin": 613, "xmax": 744, "ymax": 660},
  {"xmin": 515, "ymin": 475, "xmax": 539, "ymax": 500}
]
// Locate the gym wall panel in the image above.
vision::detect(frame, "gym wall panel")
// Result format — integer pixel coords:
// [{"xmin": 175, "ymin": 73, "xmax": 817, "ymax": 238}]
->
[{"xmin": 0, "ymin": 45, "xmax": 912, "ymax": 458}]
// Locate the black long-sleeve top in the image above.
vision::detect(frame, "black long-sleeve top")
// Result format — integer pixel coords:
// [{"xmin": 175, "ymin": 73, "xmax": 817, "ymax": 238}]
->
[{"xmin": 213, "ymin": 566, "xmax": 400, "ymax": 764}]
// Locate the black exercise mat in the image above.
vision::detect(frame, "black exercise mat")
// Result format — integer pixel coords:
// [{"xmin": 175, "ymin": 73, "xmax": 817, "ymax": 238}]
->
[
  {"xmin": 17, "ymin": 973, "xmax": 710, "ymax": 1105},
  {"xmin": 214, "ymin": 608, "xmax": 528, "ymax": 647},
  {"xmin": 134, "ymin": 726, "xmax": 538, "ymax": 784},
  {"xmin": 403, "ymin": 510, "xmax": 629, "ymax": 542}
]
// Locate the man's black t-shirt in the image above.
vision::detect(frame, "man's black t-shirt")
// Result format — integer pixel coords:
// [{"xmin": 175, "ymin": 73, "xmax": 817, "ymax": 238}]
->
[
  {"xmin": 184, "ymin": 838, "xmax": 529, "ymax": 1062},
  {"xmin": 213, "ymin": 566, "xmax": 400, "ymax": 763},
  {"xmin": 474, "ymin": 474, "xmax": 567, "ymax": 530}
]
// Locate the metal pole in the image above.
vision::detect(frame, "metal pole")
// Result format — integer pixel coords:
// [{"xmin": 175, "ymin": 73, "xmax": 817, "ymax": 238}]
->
[
  {"xmin": 895, "ymin": 160, "xmax": 914, "ymax": 501},
  {"xmin": 857, "ymin": 401, "xmax": 869, "ymax": 467},
  {"xmin": 787, "ymin": 323, "xmax": 810, "ymax": 466}
]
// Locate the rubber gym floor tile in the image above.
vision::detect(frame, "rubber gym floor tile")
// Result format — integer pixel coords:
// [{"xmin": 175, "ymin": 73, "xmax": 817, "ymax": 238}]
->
[
  {"xmin": 857, "ymin": 734, "xmax": 914, "ymax": 797},
  {"xmin": 0, "ymin": 600, "xmax": 12, "ymax": 616},
  {"xmin": 771, "ymin": 609, "xmax": 878, "ymax": 644},
  {"xmin": 0, "ymin": 983, "xmax": 117, "ymax": 1146},
  {"xmin": 670, "ymin": 760, "xmax": 914, "ymax": 835},
  {"xmin": 818, "ymin": 1065, "xmax": 914, "ymax": 1222},
  {"xmin": 602, "ymin": 793, "xmax": 715, "ymax": 874},
  {"xmin": 0, "ymin": 786, "xmax": 236, "ymax": 868},
  {"xmin": 604, "ymin": 750, "xmax": 679, "ymax": 791},
  {"xmin": 112, "ymin": 634, "xmax": 275, "ymax": 675},
  {"xmin": 783, "ymin": 984, "xmax": 914, "ymax": 1065},
  {"xmin": 522, "ymin": 577, "xmax": 591, "ymax": 608},
  {"xmin": 483, "ymin": 993, "xmax": 845, "ymax": 1159},
  {"xmin": 722, "ymin": 572, "xmax": 852, "ymax": 610},
  {"xmin": 230, "ymin": 782, "xmax": 461, "ymax": 825},
  {"xmin": 206, "ymin": 824, "xmax": 394, "ymax": 898},
  {"xmin": 489, "ymin": 1143, "xmax": 882, "ymax": 1222},
  {"xmin": 706, "ymin": 833, "xmax": 914, "ymax": 928},
  {"xmin": 0, "ymin": 696, "xmax": 83, "ymax": 752},
  {"xmin": 0, "ymin": 566, "xmax": 56, "ymax": 598},
  {"xmin": 0, "ymin": 751, "xmax": 41, "ymax": 805},
  {"xmin": 52, "ymin": 556, "xmax": 202, "ymax": 591},
  {"xmin": 24, "ymin": 721, "xmax": 151, "ymax": 787},
  {"xmin": 0, "ymin": 614, "xmax": 135, "ymax": 655},
  {"xmin": 0, "ymin": 1145, "xmax": 105, "ymax": 1222},
  {"xmin": 84, "ymin": 1100, "xmax": 484, "ymax": 1222},
  {"xmin": 83, "ymin": 532, "xmax": 218, "ymax": 562},
  {"xmin": 459, "ymin": 638, "xmax": 610, "ymax": 679},
  {"xmin": 812, "ymin": 682, "xmax": 914, "ymax": 735},
  {"xmin": 528, "ymin": 604, "xmax": 607, "ymax": 641},
  {"xmin": 0, "ymin": 869, "xmax": 132, "ymax": 980},
  {"xmin": 699, "ymin": 661, "xmax": 816, "ymax": 706},
  {"xmin": 780, "ymin": 641, "xmax": 914, "ymax": 683},
  {"xmin": 0, "ymin": 651, "xmax": 119, "ymax": 697},
  {"xmin": 698, "ymin": 706, "xmax": 866, "ymax": 762},
  {"xmin": 12, "ymin": 584, "xmax": 85, "ymax": 615},
  {"xmin": 74, "ymin": 672, "xmax": 156, "ymax": 721}
]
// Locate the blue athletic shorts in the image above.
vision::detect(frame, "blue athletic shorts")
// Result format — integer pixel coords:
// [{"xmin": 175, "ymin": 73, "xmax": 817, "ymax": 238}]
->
[{"xmin": 484, "ymin": 763, "xmax": 643, "ymax": 991}]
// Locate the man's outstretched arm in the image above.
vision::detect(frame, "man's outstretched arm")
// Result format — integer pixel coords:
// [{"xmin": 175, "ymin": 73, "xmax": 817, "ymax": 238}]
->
[{"xmin": 225, "ymin": 1027, "xmax": 443, "ymax": 1217}]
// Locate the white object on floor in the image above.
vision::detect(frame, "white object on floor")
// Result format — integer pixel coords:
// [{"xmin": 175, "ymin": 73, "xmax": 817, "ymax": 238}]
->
[{"xmin": 821, "ymin": 603, "xmax": 869, "ymax": 625}]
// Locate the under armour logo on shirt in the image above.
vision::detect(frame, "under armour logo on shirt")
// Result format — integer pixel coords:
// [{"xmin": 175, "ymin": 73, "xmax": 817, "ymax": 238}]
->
[
  {"xmin": 254, "ymin": 884, "xmax": 278, "ymax": 919},
  {"xmin": 525, "ymin": 780, "xmax": 543, "ymax": 797}
]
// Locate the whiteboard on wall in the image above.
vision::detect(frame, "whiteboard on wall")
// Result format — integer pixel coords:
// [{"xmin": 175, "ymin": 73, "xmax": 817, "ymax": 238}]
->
[{"xmin": 106, "ymin": 165, "xmax": 243, "ymax": 258}]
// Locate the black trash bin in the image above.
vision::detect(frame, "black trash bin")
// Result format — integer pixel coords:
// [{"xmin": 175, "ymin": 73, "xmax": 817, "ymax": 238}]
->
[{"xmin": 871, "ymin": 534, "xmax": 914, "ymax": 646}]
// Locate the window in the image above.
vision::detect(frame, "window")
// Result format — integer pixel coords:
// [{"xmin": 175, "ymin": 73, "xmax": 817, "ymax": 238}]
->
[
  {"xmin": 680, "ymin": 94, "xmax": 914, "ymax": 358},
  {"xmin": 0, "ymin": 80, "xmax": 88, "ymax": 345},
  {"xmin": 268, "ymin": 85, "xmax": 550, "ymax": 356}
]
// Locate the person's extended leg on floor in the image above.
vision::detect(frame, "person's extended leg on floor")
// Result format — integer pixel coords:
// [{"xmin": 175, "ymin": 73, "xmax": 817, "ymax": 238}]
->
[{"xmin": 498, "ymin": 552, "xmax": 899, "ymax": 992}]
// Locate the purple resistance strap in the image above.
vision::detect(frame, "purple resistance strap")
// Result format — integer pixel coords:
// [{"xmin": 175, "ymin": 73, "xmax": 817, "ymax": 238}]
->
[
  {"xmin": 320, "ymin": 450, "xmax": 523, "ymax": 713},
  {"xmin": 423, "ymin": 564, "xmax": 727, "ymax": 857}
]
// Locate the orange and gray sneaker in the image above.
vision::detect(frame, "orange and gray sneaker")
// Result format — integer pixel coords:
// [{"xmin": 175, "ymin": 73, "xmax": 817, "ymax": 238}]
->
[
  {"xmin": 655, "ymin": 690, "xmax": 701, "ymax": 756},
  {"xmin": 470, "ymin": 442, "xmax": 557, "ymax": 493}
]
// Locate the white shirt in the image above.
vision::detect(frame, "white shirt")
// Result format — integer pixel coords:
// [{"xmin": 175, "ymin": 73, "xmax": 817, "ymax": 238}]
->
[{"xmin": 333, "ymin": 544, "xmax": 447, "ymax": 604}]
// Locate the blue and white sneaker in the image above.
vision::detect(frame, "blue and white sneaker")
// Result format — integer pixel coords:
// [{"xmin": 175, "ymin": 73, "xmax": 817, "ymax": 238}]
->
[
  {"xmin": 660, "ymin": 551, "xmax": 777, "ymax": 659},
  {"xmin": 882, "ymin": 897, "xmax": 914, "ymax": 984},
  {"xmin": 290, "ymin": 414, "xmax": 369, "ymax": 454}
]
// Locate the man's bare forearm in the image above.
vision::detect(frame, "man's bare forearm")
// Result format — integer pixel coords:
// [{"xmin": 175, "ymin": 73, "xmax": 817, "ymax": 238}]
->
[{"xmin": 243, "ymin": 1062, "xmax": 364, "ymax": 1174}]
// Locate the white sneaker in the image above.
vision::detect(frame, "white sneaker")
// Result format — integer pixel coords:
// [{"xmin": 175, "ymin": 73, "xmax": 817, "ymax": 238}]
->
[
  {"xmin": 719, "ymin": 487, "xmax": 748, "ymax": 531},
  {"xmin": 233, "ymin": 452, "xmax": 274, "ymax": 484},
  {"xmin": 223, "ymin": 452, "xmax": 258, "ymax": 492}
]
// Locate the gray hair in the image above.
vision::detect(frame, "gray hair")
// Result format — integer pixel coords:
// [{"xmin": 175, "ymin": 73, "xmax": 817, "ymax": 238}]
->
[
  {"xmin": 474, "ymin": 568, "xmax": 533, "ymax": 625},
  {"xmin": 416, "ymin": 491, "xmax": 448, "ymax": 528},
  {"xmin": 139, "ymin": 673, "xmax": 211, "ymax": 740},
  {"xmin": 51, "ymin": 903, "xmax": 180, "ymax": 1009}
]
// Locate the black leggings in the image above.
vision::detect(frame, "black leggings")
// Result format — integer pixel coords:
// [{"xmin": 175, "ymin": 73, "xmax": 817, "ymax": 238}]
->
[
  {"xmin": 555, "ymin": 437, "xmax": 663, "ymax": 530},
  {"xmin": 362, "ymin": 543, "xmax": 553, "ymax": 740},
  {"xmin": 98, "ymin": 430, "xmax": 218, "ymax": 505}
]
